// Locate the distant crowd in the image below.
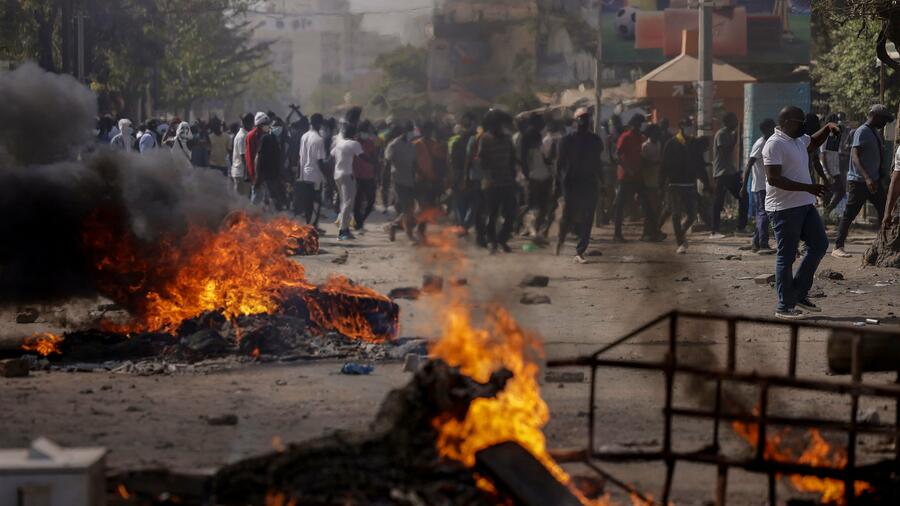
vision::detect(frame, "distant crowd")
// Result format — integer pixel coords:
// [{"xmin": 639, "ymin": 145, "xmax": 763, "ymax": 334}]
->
[{"xmin": 95, "ymin": 102, "xmax": 900, "ymax": 319}]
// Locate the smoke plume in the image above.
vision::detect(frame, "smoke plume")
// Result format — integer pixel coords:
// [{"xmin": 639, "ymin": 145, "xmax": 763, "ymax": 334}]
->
[
  {"xmin": 0, "ymin": 62, "xmax": 97, "ymax": 165},
  {"xmin": 0, "ymin": 63, "xmax": 246, "ymax": 304}
]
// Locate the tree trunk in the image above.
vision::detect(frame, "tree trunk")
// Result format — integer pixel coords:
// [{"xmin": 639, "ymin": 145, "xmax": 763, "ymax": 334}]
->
[
  {"xmin": 863, "ymin": 206, "xmax": 900, "ymax": 268},
  {"xmin": 33, "ymin": 4, "xmax": 57, "ymax": 72},
  {"xmin": 60, "ymin": 0, "xmax": 72, "ymax": 74}
]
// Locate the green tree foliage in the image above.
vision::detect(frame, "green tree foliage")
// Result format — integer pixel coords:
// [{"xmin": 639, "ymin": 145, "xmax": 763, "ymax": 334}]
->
[
  {"xmin": 811, "ymin": 18, "xmax": 899, "ymax": 115},
  {"xmin": 373, "ymin": 45, "xmax": 428, "ymax": 95},
  {"xmin": 0, "ymin": 0, "xmax": 270, "ymax": 117}
]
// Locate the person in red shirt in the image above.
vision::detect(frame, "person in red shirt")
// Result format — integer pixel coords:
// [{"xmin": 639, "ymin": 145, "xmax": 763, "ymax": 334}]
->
[
  {"xmin": 352, "ymin": 120, "xmax": 379, "ymax": 230},
  {"xmin": 244, "ymin": 112, "xmax": 269, "ymax": 203},
  {"xmin": 613, "ymin": 114, "xmax": 663, "ymax": 242}
]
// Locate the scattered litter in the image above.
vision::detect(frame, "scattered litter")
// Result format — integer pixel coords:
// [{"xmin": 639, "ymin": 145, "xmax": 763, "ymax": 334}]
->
[
  {"xmin": 818, "ymin": 269, "xmax": 844, "ymax": 281},
  {"xmin": 675, "ymin": 276, "xmax": 692, "ymax": 282},
  {"xmin": 520, "ymin": 293, "xmax": 551, "ymax": 305},
  {"xmin": 422, "ymin": 274, "xmax": 443, "ymax": 293},
  {"xmin": 754, "ymin": 274, "xmax": 775, "ymax": 285},
  {"xmin": 723, "ymin": 255, "xmax": 742, "ymax": 261},
  {"xmin": 341, "ymin": 362, "xmax": 374, "ymax": 375},
  {"xmin": 15, "ymin": 308, "xmax": 39, "ymax": 324},
  {"xmin": 388, "ymin": 287, "xmax": 421, "ymax": 300},
  {"xmin": 849, "ymin": 289, "xmax": 868, "ymax": 295},
  {"xmin": 866, "ymin": 318, "xmax": 880, "ymax": 325},
  {"xmin": 521, "ymin": 243, "xmax": 538, "ymax": 253},
  {"xmin": 331, "ymin": 250, "xmax": 349, "ymax": 265},
  {"xmin": 853, "ymin": 322, "xmax": 867, "ymax": 327},
  {"xmin": 519, "ymin": 275, "xmax": 550, "ymax": 287},
  {"xmin": 0, "ymin": 358, "xmax": 29, "ymax": 378},
  {"xmin": 875, "ymin": 282, "xmax": 891, "ymax": 287},
  {"xmin": 622, "ymin": 256, "xmax": 637, "ymax": 262},
  {"xmin": 206, "ymin": 414, "xmax": 239, "ymax": 426}
]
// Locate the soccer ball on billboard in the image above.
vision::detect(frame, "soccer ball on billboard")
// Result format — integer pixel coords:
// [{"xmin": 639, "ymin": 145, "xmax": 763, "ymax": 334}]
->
[{"xmin": 615, "ymin": 6, "xmax": 639, "ymax": 40}]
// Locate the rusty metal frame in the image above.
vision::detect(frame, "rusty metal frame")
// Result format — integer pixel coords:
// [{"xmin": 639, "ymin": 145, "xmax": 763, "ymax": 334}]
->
[{"xmin": 547, "ymin": 310, "xmax": 900, "ymax": 506}]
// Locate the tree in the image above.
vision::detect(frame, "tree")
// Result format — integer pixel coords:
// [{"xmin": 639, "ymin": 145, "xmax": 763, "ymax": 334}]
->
[{"xmin": 811, "ymin": 18, "xmax": 900, "ymax": 115}]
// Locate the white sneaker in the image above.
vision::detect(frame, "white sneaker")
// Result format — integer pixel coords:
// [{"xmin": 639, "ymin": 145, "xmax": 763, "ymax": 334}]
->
[
  {"xmin": 831, "ymin": 248, "xmax": 852, "ymax": 258},
  {"xmin": 676, "ymin": 244, "xmax": 688, "ymax": 255},
  {"xmin": 574, "ymin": 254, "xmax": 588, "ymax": 264},
  {"xmin": 775, "ymin": 308, "xmax": 806, "ymax": 320},
  {"xmin": 709, "ymin": 233, "xmax": 727, "ymax": 240}
]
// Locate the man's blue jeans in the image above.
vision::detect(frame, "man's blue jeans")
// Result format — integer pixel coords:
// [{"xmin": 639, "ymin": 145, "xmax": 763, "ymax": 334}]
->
[{"xmin": 768, "ymin": 205, "xmax": 828, "ymax": 311}]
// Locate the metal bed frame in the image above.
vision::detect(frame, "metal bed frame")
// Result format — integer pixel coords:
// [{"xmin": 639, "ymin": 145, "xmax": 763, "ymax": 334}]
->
[{"xmin": 547, "ymin": 310, "xmax": 900, "ymax": 505}]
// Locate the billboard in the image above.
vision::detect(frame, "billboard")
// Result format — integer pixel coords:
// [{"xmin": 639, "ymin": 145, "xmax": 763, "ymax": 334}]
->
[{"xmin": 602, "ymin": 0, "xmax": 811, "ymax": 64}]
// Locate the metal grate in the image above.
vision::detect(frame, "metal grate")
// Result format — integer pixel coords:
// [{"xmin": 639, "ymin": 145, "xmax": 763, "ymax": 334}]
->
[{"xmin": 547, "ymin": 310, "xmax": 900, "ymax": 506}]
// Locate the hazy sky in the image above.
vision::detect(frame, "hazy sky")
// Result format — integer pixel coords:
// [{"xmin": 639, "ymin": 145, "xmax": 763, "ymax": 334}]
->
[{"xmin": 350, "ymin": 0, "xmax": 434, "ymax": 39}]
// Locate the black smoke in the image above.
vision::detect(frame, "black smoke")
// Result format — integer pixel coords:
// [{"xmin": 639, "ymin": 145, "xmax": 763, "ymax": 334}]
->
[{"xmin": 0, "ymin": 63, "xmax": 247, "ymax": 304}]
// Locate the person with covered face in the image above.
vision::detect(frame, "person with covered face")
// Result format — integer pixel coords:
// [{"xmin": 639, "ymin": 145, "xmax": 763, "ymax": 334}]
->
[
  {"xmin": 556, "ymin": 107, "xmax": 604, "ymax": 263},
  {"xmin": 763, "ymin": 106, "xmax": 837, "ymax": 319},
  {"xmin": 110, "ymin": 118, "xmax": 134, "ymax": 152},
  {"xmin": 171, "ymin": 121, "xmax": 193, "ymax": 168}
]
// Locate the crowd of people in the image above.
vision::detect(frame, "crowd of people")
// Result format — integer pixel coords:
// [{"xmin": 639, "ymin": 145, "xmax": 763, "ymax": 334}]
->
[{"xmin": 95, "ymin": 101, "xmax": 900, "ymax": 317}]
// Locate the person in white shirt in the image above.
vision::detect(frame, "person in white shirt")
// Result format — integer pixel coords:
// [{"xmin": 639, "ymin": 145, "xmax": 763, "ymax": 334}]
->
[
  {"xmin": 331, "ymin": 123, "xmax": 364, "ymax": 240},
  {"xmin": 762, "ymin": 106, "xmax": 837, "ymax": 320},
  {"xmin": 230, "ymin": 113, "xmax": 253, "ymax": 197},
  {"xmin": 883, "ymin": 144, "xmax": 900, "ymax": 230},
  {"xmin": 740, "ymin": 118, "xmax": 776, "ymax": 252},
  {"xmin": 298, "ymin": 113, "xmax": 328, "ymax": 228},
  {"xmin": 171, "ymin": 121, "xmax": 193, "ymax": 169},
  {"xmin": 110, "ymin": 119, "xmax": 134, "ymax": 152}
]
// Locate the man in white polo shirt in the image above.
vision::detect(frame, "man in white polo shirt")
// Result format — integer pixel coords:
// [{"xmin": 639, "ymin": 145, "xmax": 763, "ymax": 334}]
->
[{"xmin": 763, "ymin": 106, "xmax": 837, "ymax": 319}]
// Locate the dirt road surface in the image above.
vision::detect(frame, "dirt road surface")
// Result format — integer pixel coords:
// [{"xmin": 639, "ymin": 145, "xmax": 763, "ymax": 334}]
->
[{"xmin": 2, "ymin": 213, "xmax": 898, "ymax": 505}]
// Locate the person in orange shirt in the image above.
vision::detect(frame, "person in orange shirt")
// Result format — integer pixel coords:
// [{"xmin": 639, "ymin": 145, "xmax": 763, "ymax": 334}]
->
[{"xmin": 412, "ymin": 121, "xmax": 447, "ymax": 240}]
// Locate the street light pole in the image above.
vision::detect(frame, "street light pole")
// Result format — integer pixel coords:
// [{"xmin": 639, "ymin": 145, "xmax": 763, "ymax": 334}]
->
[
  {"xmin": 697, "ymin": 0, "xmax": 714, "ymax": 139},
  {"xmin": 594, "ymin": 3, "xmax": 603, "ymax": 134}
]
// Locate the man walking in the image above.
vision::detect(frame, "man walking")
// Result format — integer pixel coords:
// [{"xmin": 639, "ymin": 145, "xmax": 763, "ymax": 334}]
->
[
  {"xmin": 297, "ymin": 114, "xmax": 328, "ymax": 229},
  {"xmin": 230, "ymin": 113, "xmax": 253, "ymax": 196},
  {"xmin": 384, "ymin": 123, "xmax": 418, "ymax": 242},
  {"xmin": 331, "ymin": 123, "xmax": 364, "ymax": 241},
  {"xmin": 556, "ymin": 108, "xmax": 604, "ymax": 263},
  {"xmin": 740, "ymin": 119, "xmax": 776, "ymax": 252},
  {"xmin": 478, "ymin": 109, "xmax": 518, "ymax": 254},
  {"xmin": 661, "ymin": 119, "xmax": 709, "ymax": 254},
  {"xmin": 710, "ymin": 112, "xmax": 749, "ymax": 238},
  {"xmin": 832, "ymin": 105, "xmax": 894, "ymax": 258},
  {"xmin": 613, "ymin": 114, "xmax": 661, "ymax": 242},
  {"xmin": 253, "ymin": 118, "xmax": 287, "ymax": 211},
  {"xmin": 763, "ymin": 106, "xmax": 835, "ymax": 319}
]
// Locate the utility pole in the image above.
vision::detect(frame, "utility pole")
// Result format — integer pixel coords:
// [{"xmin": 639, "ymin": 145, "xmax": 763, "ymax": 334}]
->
[
  {"xmin": 697, "ymin": 0, "xmax": 714, "ymax": 140},
  {"xmin": 594, "ymin": 2, "xmax": 603, "ymax": 134}
]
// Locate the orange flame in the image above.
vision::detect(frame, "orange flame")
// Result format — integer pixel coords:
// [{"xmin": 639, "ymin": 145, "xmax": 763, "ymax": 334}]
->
[
  {"xmin": 732, "ymin": 414, "xmax": 871, "ymax": 504},
  {"xmin": 21, "ymin": 332, "xmax": 63, "ymax": 356},
  {"xmin": 264, "ymin": 491, "xmax": 296, "ymax": 506},
  {"xmin": 116, "ymin": 483, "xmax": 130, "ymax": 499},
  {"xmin": 82, "ymin": 211, "xmax": 393, "ymax": 341}
]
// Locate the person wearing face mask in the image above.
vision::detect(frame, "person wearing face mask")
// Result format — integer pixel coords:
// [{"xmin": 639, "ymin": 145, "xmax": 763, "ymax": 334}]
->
[
  {"xmin": 110, "ymin": 119, "xmax": 134, "ymax": 152},
  {"xmin": 252, "ymin": 118, "xmax": 287, "ymax": 211},
  {"xmin": 763, "ymin": 106, "xmax": 836, "ymax": 319},
  {"xmin": 352, "ymin": 120, "xmax": 379, "ymax": 231},
  {"xmin": 832, "ymin": 105, "xmax": 895, "ymax": 258},
  {"xmin": 555, "ymin": 108, "xmax": 604, "ymax": 263},
  {"xmin": 171, "ymin": 121, "xmax": 193, "ymax": 168},
  {"xmin": 244, "ymin": 112, "xmax": 269, "ymax": 202}
]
